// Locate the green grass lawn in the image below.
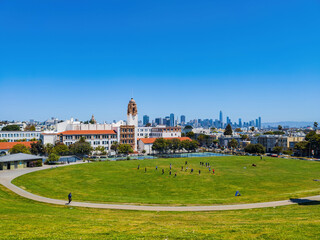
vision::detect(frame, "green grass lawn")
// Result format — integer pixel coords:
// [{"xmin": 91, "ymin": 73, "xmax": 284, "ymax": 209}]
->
[
  {"xmin": 0, "ymin": 185, "xmax": 320, "ymax": 239},
  {"xmin": 12, "ymin": 156, "xmax": 320, "ymax": 205}
]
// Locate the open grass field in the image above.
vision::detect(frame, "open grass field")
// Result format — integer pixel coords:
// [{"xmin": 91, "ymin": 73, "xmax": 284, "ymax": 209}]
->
[
  {"xmin": 0, "ymin": 184, "xmax": 320, "ymax": 239},
  {"xmin": 13, "ymin": 156, "xmax": 320, "ymax": 205}
]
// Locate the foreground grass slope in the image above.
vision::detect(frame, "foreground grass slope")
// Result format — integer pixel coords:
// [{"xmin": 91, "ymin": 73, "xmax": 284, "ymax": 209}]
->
[
  {"xmin": 13, "ymin": 156, "xmax": 320, "ymax": 205},
  {"xmin": 0, "ymin": 185, "xmax": 320, "ymax": 239}
]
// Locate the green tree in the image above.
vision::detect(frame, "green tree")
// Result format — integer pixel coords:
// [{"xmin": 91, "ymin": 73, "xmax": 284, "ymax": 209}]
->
[
  {"xmin": 181, "ymin": 140, "xmax": 198, "ymax": 152},
  {"xmin": 69, "ymin": 137, "xmax": 92, "ymax": 157},
  {"xmin": 9, "ymin": 144, "xmax": 30, "ymax": 154},
  {"xmin": 111, "ymin": 141, "xmax": 119, "ymax": 154},
  {"xmin": 53, "ymin": 143, "xmax": 69, "ymax": 156},
  {"xmin": 2, "ymin": 125, "xmax": 20, "ymax": 131},
  {"xmin": 273, "ymin": 146, "xmax": 283, "ymax": 154},
  {"xmin": 145, "ymin": 123, "xmax": 151, "ymax": 127},
  {"xmin": 250, "ymin": 127, "xmax": 255, "ymax": 132},
  {"xmin": 314, "ymin": 122, "xmax": 318, "ymax": 130},
  {"xmin": 278, "ymin": 125, "xmax": 283, "ymax": 131},
  {"xmin": 244, "ymin": 144, "xmax": 265, "ymax": 154},
  {"xmin": 45, "ymin": 143, "xmax": 54, "ymax": 155},
  {"xmin": 167, "ymin": 138, "xmax": 181, "ymax": 153},
  {"xmin": 118, "ymin": 144, "xmax": 133, "ymax": 155},
  {"xmin": 186, "ymin": 131, "xmax": 195, "ymax": 139},
  {"xmin": 152, "ymin": 138, "xmax": 168, "ymax": 153},
  {"xmin": 240, "ymin": 134, "xmax": 248, "ymax": 141},
  {"xmin": 46, "ymin": 153, "xmax": 60, "ymax": 163},
  {"xmin": 294, "ymin": 141, "xmax": 309, "ymax": 156},
  {"xmin": 95, "ymin": 146, "xmax": 106, "ymax": 155},
  {"xmin": 184, "ymin": 125, "xmax": 193, "ymax": 130},
  {"xmin": 30, "ymin": 141, "xmax": 46, "ymax": 155},
  {"xmin": 224, "ymin": 124, "xmax": 233, "ymax": 136},
  {"xmin": 228, "ymin": 138, "xmax": 239, "ymax": 149}
]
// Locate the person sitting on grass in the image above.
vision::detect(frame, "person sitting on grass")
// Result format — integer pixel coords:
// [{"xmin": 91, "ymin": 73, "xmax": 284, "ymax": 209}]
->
[{"xmin": 252, "ymin": 164, "xmax": 257, "ymax": 167}]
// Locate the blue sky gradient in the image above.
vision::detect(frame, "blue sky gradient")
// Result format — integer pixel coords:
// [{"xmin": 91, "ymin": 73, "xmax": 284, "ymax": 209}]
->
[{"xmin": 0, "ymin": 0, "xmax": 319, "ymax": 123}]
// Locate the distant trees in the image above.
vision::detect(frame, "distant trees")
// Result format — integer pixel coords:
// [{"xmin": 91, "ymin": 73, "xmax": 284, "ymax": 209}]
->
[
  {"xmin": 69, "ymin": 137, "xmax": 92, "ymax": 157},
  {"xmin": 224, "ymin": 124, "xmax": 233, "ymax": 136},
  {"xmin": 25, "ymin": 125, "xmax": 36, "ymax": 131},
  {"xmin": 118, "ymin": 144, "xmax": 133, "ymax": 155},
  {"xmin": 9, "ymin": 144, "xmax": 31, "ymax": 154},
  {"xmin": 30, "ymin": 141, "xmax": 46, "ymax": 155},
  {"xmin": 2, "ymin": 125, "xmax": 20, "ymax": 131},
  {"xmin": 272, "ymin": 146, "xmax": 283, "ymax": 154},
  {"xmin": 240, "ymin": 134, "xmax": 248, "ymax": 141},
  {"xmin": 152, "ymin": 138, "xmax": 199, "ymax": 154},
  {"xmin": 228, "ymin": 139, "xmax": 239, "ymax": 149},
  {"xmin": 294, "ymin": 141, "xmax": 309, "ymax": 156},
  {"xmin": 235, "ymin": 128, "xmax": 242, "ymax": 132},
  {"xmin": 111, "ymin": 141, "xmax": 119, "ymax": 154},
  {"xmin": 244, "ymin": 144, "xmax": 265, "ymax": 154},
  {"xmin": 94, "ymin": 146, "xmax": 106, "ymax": 155},
  {"xmin": 53, "ymin": 143, "xmax": 69, "ymax": 156},
  {"xmin": 186, "ymin": 131, "xmax": 195, "ymax": 139},
  {"xmin": 250, "ymin": 127, "xmax": 255, "ymax": 132},
  {"xmin": 46, "ymin": 153, "xmax": 60, "ymax": 163}
]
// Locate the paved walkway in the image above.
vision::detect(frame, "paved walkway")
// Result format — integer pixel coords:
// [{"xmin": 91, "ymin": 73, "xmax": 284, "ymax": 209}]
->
[{"xmin": 0, "ymin": 162, "xmax": 319, "ymax": 212}]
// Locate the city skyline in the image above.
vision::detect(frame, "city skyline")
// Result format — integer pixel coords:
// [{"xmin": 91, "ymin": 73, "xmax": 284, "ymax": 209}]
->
[{"xmin": 1, "ymin": 1, "xmax": 320, "ymax": 122}]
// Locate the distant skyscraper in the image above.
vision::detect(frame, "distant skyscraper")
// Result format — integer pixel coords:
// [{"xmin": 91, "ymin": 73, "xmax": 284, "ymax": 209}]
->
[
  {"xmin": 258, "ymin": 116, "xmax": 262, "ymax": 129},
  {"xmin": 238, "ymin": 118, "xmax": 242, "ymax": 128},
  {"xmin": 180, "ymin": 115, "xmax": 186, "ymax": 125},
  {"xmin": 255, "ymin": 119, "xmax": 259, "ymax": 127},
  {"xmin": 226, "ymin": 116, "xmax": 231, "ymax": 125},
  {"xmin": 155, "ymin": 118, "xmax": 162, "ymax": 126},
  {"xmin": 219, "ymin": 111, "xmax": 223, "ymax": 123},
  {"xmin": 170, "ymin": 113, "xmax": 175, "ymax": 127},
  {"xmin": 143, "ymin": 115, "xmax": 149, "ymax": 126}
]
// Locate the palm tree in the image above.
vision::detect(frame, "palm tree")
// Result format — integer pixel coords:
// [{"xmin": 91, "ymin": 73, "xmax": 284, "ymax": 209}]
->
[{"xmin": 314, "ymin": 122, "xmax": 318, "ymax": 130}]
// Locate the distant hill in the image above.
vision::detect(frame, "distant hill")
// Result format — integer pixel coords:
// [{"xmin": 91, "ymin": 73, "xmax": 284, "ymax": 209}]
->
[{"xmin": 262, "ymin": 121, "xmax": 315, "ymax": 128}]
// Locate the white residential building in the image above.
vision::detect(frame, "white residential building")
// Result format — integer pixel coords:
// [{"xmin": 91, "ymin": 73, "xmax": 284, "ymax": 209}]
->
[{"xmin": 0, "ymin": 131, "xmax": 41, "ymax": 142}]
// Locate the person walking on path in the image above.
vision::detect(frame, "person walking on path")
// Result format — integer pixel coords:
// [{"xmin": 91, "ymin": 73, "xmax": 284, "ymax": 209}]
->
[
  {"xmin": 199, "ymin": 170, "xmax": 201, "ymax": 175},
  {"xmin": 68, "ymin": 192, "xmax": 72, "ymax": 204},
  {"xmin": 212, "ymin": 168, "xmax": 215, "ymax": 174}
]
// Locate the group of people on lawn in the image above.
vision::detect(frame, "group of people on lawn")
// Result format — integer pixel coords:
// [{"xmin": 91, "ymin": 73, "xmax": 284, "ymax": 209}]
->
[{"xmin": 137, "ymin": 161, "xmax": 215, "ymax": 177}]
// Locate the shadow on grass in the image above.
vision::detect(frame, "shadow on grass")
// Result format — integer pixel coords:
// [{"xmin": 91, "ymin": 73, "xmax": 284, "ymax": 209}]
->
[{"xmin": 290, "ymin": 198, "xmax": 320, "ymax": 205}]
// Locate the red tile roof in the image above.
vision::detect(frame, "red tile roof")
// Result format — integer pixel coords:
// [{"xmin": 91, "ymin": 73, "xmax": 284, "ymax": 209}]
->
[
  {"xmin": 138, "ymin": 137, "xmax": 191, "ymax": 144},
  {"xmin": 0, "ymin": 141, "xmax": 37, "ymax": 150},
  {"xmin": 58, "ymin": 130, "xmax": 116, "ymax": 135}
]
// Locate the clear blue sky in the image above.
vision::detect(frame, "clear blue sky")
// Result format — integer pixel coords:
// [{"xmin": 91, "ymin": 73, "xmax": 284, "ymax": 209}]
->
[{"xmin": 0, "ymin": 0, "xmax": 319, "ymax": 123}]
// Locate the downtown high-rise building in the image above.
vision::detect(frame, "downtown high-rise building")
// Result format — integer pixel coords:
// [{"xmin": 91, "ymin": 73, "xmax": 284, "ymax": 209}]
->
[
  {"xmin": 219, "ymin": 111, "xmax": 223, "ymax": 127},
  {"xmin": 143, "ymin": 115, "xmax": 149, "ymax": 126},
  {"xmin": 180, "ymin": 115, "xmax": 186, "ymax": 125},
  {"xmin": 238, "ymin": 118, "xmax": 242, "ymax": 128},
  {"xmin": 170, "ymin": 113, "xmax": 175, "ymax": 127},
  {"xmin": 258, "ymin": 116, "xmax": 262, "ymax": 129}
]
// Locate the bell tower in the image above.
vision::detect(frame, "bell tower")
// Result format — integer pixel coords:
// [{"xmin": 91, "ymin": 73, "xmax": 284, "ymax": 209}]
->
[{"xmin": 127, "ymin": 98, "xmax": 138, "ymax": 127}]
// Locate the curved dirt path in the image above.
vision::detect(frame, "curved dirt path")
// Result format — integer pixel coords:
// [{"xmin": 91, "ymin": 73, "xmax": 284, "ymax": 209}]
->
[{"xmin": 0, "ymin": 162, "xmax": 319, "ymax": 211}]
